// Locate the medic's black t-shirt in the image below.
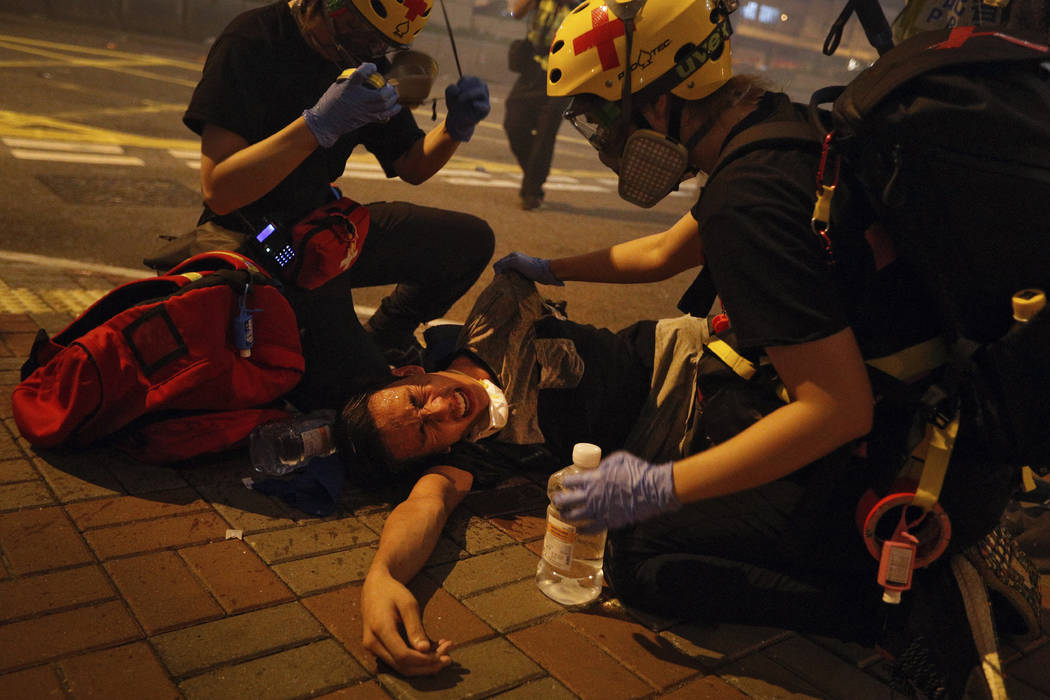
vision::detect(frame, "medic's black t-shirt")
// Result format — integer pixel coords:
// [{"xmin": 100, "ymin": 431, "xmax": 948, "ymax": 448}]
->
[
  {"xmin": 183, "ymin": 1, "xmax": 424, "ymax": 232},
  {"xmin": 687, "ymin": 92, "xmax": 939, "ymax": 360}
]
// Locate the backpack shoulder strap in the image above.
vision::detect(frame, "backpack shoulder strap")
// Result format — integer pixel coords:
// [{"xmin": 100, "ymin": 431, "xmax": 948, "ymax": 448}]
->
[
  {"xmin": 167, "ymin": 250, "xmax": 267, "ymax": 276},
  {"xmin": 709, "ymin": 120, "xmax": 823, "ymax": 182}
]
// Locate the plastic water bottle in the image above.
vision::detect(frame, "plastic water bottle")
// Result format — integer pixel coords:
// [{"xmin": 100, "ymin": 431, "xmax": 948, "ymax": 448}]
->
[
  {"xmin": 536, "ymin": 443, "xmax": 607, "ymax": 606},
  {"xmin": 249, "ymin": 409, "xmax": 337, "ymax": 477}
]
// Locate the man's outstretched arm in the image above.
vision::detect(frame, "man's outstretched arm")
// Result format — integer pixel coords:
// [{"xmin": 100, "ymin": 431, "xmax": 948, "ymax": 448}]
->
[{"xmin": 361, "ymin": 464, "xmax": 474, "ymax": 675}]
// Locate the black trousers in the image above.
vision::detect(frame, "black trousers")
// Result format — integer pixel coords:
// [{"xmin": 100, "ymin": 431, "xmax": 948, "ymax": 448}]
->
[
  {"xmin": 349, "ymin": 200, "xmax": 494, "ymax": 340},
  {"xmin": 286, "ymin": 200, "xmax": 494, "ymax": 411},
  {"xmin": 503, "ymin": 62, "xmax": 572, "ymax": 200},
  {"xmin": 605, "ymin": 434, "xmax": 1015, "ymax": 645}
]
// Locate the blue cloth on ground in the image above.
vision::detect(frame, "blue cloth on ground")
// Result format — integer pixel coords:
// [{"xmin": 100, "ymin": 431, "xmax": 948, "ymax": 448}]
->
[{"xmin": 251, "ymin": 454, "xmax": 346, "ymax": 516}]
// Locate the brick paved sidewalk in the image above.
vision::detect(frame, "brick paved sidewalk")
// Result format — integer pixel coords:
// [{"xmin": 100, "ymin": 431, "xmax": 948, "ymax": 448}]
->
[{"xmin": 0, "ymin": 259, "xmax": 1048, "ymax": 700}]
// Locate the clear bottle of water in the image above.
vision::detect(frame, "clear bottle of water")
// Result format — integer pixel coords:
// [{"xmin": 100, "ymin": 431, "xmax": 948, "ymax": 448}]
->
[
  {"xmin": 249, "ymin": 409, "xmax": 337, "ymax": 477},
  {"xmin": 536, "ymin": 443, "xmax": 607, "ymax": 606}
]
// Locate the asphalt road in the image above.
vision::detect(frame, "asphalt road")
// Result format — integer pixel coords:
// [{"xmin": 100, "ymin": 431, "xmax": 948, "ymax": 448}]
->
[{"xmin": 0, "ymin": 12, "xmax": 704, "ymax": 330}]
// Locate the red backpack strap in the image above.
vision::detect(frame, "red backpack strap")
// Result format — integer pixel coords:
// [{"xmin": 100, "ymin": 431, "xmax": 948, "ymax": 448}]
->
[
  {"xmin": 166, "ymin": 250, "xmax": 268, "ymax": 277},
  {"xmin": 113, "ymin": 407, "xmax": 292, "ymax": 464}
]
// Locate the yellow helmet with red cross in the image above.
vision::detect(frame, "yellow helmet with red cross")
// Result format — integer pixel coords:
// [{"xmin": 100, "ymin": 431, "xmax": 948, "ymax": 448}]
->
[
  {"xmin": 547, "ymin": 0, "xmax": 733, "ymax": 102},
  {"xmin": 332, "ymin": 0, "xmax": 433, "ymax": 48}
]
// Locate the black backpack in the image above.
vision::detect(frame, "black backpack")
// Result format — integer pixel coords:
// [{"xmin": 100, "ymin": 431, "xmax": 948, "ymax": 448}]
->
[{"xmin": 713, "ymin": 26, "xmax": 1050, "ymax": 471}]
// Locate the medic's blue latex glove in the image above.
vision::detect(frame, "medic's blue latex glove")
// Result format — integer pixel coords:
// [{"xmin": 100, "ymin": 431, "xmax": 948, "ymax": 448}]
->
[
  {"xmin": 553, "ymin": 451, "xmax": 681, "ymax": 532},
  {"xmin": 444, "ymin": 76, "xmax": 490, "ymax": 142},
  {"xmin": 493, "ymin": 252, "xmax": 563, "ymax": 286},
  {"xmin": 303, "ymin": 63, "xmax": 401, "ymax": 148}
]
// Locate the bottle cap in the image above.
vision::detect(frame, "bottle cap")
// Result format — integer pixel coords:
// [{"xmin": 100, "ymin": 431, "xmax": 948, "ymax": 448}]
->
[
  {"xmin": 572, "ymin": 443, "xmax": 602, "ymax": 469},
  {"xmin": 1012, "ymin": 288, "xmax": 1046, "ymax": 322}
]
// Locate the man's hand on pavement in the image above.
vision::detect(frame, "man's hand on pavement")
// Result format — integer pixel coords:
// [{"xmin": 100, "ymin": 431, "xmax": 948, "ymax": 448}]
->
[
  {"xmin": 553, "ymin": 450, "xmax": 681, "ymax": 531},
  {"xmin": 361, "ymin": 571, "xmax": 453, "ymax": 676},
  {"xmin": 493, "ymin": 252, "xmax": 564, "ymax": 286},
  {"xmin": 303, "ymin": 62, "xmax": 401, "ymax": 148}
]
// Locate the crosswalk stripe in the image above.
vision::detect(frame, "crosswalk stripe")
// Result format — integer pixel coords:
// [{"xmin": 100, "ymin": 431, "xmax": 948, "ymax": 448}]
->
[
  {"xmin": 437, "ymin": 168, "xmax": 492, "ymax": 178},
  {"xmin": 2, "ymin": 137, "xmax": 124, "ymax": 153},
  {"xmin": 544, "ymin": 182, "xmax": 609, "ymax": 193},
  {"xmin": 341, "ymin": 171, "xmax": 388, "ymax": 180},
  {"xmin": 443, "ymin": 177, "xmax": 520, "ymax": 188},
  {"xmin": 9, "ymin": 149, "xmax": 144, "ymax": 165}
]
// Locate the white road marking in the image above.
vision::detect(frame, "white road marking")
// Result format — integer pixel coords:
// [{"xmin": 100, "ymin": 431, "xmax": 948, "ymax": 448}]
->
[
  {"xmin": 168, "ymin": 147, "xmax": 201, "ymax": 169},
  {"xmin": 443, "ymin": 177, "xmax": 520, "ymax": 188},
  {"xmin": 543, "ymin": 182, "xmax": 609, "ymax": 193},
  {"xmin": 3, "ymin": 137, "xmax": 124, "ymax": 153},
  {"xmin": 9, "ymin": 148, "xmax": 144, "ymax": 166}
]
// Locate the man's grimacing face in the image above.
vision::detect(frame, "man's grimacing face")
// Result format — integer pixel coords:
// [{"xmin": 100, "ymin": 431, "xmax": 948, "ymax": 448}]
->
[{"xmin": 368, "ymin": 371, "xmax": 491, "ymax": 463}]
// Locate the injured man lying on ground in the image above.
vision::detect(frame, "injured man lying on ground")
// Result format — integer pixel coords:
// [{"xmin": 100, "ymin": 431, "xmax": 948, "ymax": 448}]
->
[{"xmin": 334, "ymin": 270, "xmax": 785, "ymax": 675}]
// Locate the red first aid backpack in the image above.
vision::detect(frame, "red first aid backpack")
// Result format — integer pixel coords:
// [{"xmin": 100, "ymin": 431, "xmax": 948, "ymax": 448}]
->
[{"xmin": 12, "ymin": 251, "xmax": 305, "ymax": 463}]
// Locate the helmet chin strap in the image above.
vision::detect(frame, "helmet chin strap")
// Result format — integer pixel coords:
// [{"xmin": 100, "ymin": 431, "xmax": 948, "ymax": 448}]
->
[
  {"xmin": 608, "ymin": 0, "xmax": 645, "ymax": 129},
  {"xmin": 666, "ymin": 96, "xmax": 706, "ymax": 175}
]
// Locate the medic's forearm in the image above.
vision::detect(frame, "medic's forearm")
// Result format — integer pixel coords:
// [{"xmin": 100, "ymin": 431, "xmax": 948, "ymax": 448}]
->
[
  {"xmin": 672, "ymin": 330, "xmax": 874, "ymax": 503},
  {"xmin": 549, "ymin": 212, "xmax": 703, "ymax": 283},
  {"xmin": 201, "ymin": 119, "xmax": 319, "ymax": 215},
  {"xmin": 671, "ymin": 394, "xmax": 868, "ymax": 503},
  {"xmin": 393, "ymin": 126, "xmax": 460, "ymax": 185}
]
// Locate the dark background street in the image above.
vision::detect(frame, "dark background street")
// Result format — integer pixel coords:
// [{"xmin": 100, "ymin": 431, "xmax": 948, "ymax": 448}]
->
[
  {"xmin": 0, "ymin": 0, "xmax": 886, "ymax": 329},
  {"xmin": 0, "ymin": 10, "xmax": 704, "ymax": 330}
]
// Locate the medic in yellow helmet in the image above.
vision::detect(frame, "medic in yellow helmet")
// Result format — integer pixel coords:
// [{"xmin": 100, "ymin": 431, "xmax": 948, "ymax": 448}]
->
[{"xmin": 547, "ymin": 0, "xmax": 736, "ymax": 207}]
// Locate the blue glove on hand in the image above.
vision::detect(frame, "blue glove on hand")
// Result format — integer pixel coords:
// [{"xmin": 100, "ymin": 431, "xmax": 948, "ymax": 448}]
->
[
  {"xmin": 303, "ymin": 63, "xmax": 401, "ymax": 148},
  {"xmin": 553, "ymin": 451, "xmax": 680, "ymax": 532},
  {"xmin": 493, "ymin": 252, "xmax": 563, "ymax": 286},
  {"xmin": 445, "ymin": 76, "xmax": 490, "ymax": 142}
]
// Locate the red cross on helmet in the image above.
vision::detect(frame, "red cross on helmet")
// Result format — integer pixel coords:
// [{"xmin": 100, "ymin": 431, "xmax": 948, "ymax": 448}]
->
[
  {"xmin": 336, "ymin": 0, "xmax": 434, "ymax": 48},
  {"xmin": 547, "ymin": 0, "xmax": 734, "ymax": 101}
]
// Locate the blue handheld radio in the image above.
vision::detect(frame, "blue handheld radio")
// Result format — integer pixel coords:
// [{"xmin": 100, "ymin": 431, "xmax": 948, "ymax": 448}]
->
[{"xmin": 252, "ymin": 222, "xmax": 295, "ymax": 272}]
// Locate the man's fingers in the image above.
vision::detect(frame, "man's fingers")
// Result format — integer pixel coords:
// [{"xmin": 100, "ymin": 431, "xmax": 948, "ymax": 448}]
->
[
  {"xmin": 365, "ymin": 631, "xmax": 451, "ymax": 676},
  {"xmin": 364, "ymin": 634, "xmax": 400, "ymax": 670},
  {"xmin": 395, "ymin": 597, "xmax": 431, "ymax": 652}
]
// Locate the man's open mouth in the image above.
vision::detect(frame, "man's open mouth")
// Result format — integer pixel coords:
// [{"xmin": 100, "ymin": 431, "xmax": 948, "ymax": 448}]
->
[{"xmin": 453, "ymin": 389, "xmax": 470, "ymax": 419}]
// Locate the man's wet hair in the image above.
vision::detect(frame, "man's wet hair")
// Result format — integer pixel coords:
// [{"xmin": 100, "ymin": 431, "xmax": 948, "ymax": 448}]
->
[{"xmin": 333, "ymin": 381, "xmax": 422, "ymax": 488}]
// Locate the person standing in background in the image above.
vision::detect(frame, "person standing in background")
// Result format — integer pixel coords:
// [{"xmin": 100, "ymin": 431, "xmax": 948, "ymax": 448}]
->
[{"xmin": 503, "ymin": 0, "xmax": 580, "ymax": 210}]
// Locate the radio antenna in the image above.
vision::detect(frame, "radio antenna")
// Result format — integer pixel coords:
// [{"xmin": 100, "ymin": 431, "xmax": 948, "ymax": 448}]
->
[{"xmin": 437, "ymin": 0, "xmax": 463, "ymax": 78}]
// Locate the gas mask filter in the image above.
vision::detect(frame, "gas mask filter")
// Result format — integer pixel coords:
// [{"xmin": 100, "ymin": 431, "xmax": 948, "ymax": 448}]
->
[{"xmin": 617, "ymin": 129, "xmax": 691, "ymax": 208}]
